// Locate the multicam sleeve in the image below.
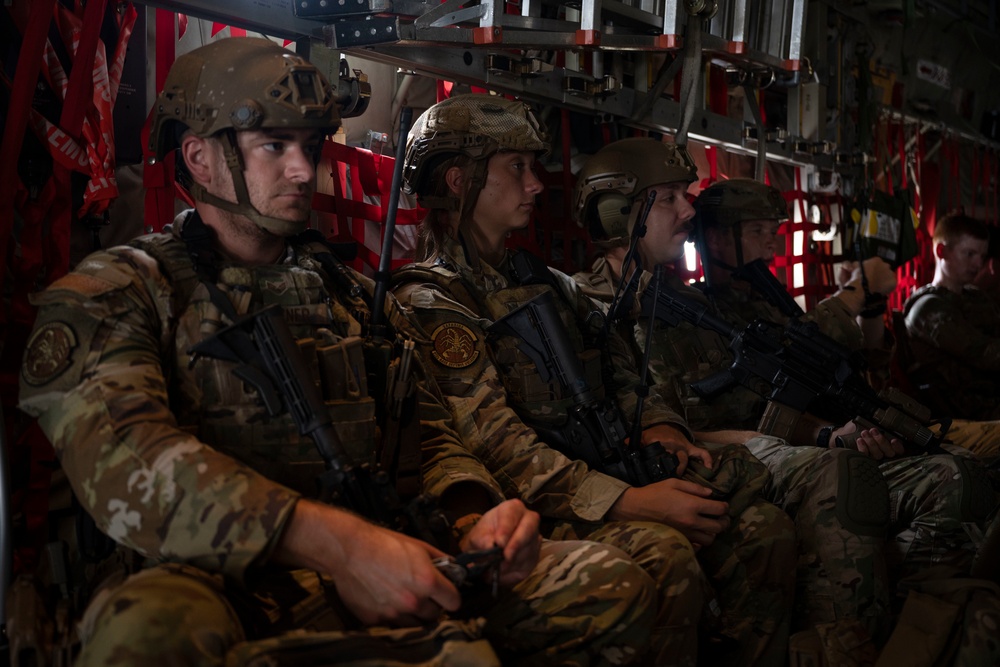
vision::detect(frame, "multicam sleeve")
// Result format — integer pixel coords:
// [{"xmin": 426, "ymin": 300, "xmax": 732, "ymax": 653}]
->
[
  {"xmin": 385, "ymin": 297, "xmax": 506, "ymax": 506},
  {"xmin": 19, "ymin": 248, "xmax": 299, "ymax": 581},
  {"xmin": 393, "ymin": 282, "xmax": 630, "ymax": 522}
]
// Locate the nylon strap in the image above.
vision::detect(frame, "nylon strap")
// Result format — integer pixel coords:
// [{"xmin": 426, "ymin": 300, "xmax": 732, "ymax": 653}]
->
[
  {"xmin": 675, "ymin": 13, "xmax": 703, "ymax": 148},
  {"xmin": 742, "ymin": 82, "xmax": 767, "ymax": 182},
  {"xmin": 2, "ymin": 1, "xmax": 132, "ymax": 334},
  {"xmin": 0, "ymin": 0, "xmax": 56, "ymax": 312},
  {"xmin": 48, "ymin": 0, "xmax": 110, "ymax": 281},
  {"xmin": 142, "ymin": 10, "xmax": 178, "ymax": 234},
  {"xmin": 632, "ymin": 55, "xmax": 683, "ymax": 123}
]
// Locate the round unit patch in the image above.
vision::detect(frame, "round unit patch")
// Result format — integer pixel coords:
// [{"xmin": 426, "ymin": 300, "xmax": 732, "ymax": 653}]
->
[
  {"xmin": 431, "ymin": 322, "xmax": 480, "ymax": 369},
  {"xmin": 23, "ymin": 321, "xmax": 78, "ymax": 386}
]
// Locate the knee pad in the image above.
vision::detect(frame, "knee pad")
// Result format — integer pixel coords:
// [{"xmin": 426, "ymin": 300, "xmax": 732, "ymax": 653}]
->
[
  {"xmin": 953, "ymin": 456, "xmax": 998, "ymax": 523},
  {"xmin": 835, "ymin": 453, "xmax": 890, "ymax": 537}
]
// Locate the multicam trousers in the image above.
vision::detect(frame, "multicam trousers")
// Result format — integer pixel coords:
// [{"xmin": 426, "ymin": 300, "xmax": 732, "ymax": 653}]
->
[
  {"xmin": 549, "ymin": 441, "xmax": 797, "ymax": 667},
  {"xmin": 74, "ymin": 539, "xmax": 657, "ymax": 667},
  {"xmin": 745, "ymin": 436, "xmax": 892, "ymax": 643}
]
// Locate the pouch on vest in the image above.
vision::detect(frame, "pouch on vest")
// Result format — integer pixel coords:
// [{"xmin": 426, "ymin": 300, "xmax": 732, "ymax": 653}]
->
[
  {"xmin": 316, "ymin": 335, "xmax": 378, "ymax": 466},
  {"xmin": 485, "ymin": 284, "xmax": 604, "ymax": 428}
]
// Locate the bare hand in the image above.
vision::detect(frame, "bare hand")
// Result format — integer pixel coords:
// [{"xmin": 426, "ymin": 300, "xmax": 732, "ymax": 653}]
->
[
  {"xmin": 607, "ymin": 479, "xmax": 730, "ymax": 548},
  {"xmin": 832, "ymin": 422, "xmax": 905, "ymax": 460},
  {"xmin": 273, "ymin": 500, "xmax": 461, "ymax": 626},
  {"xmin": 837, "ymin": 260, "xmax": 859, "ymax": 288},
  {"xmin": 462, "ymin": 499, "xmax": 542, "ymax": 587},
  {"xmin": 855, "ymin": 257, "xmax": 898, "ymax": 296},
  {"xmin": 641, "ymin": 424, "xmax": 714, "ymax": 473}
]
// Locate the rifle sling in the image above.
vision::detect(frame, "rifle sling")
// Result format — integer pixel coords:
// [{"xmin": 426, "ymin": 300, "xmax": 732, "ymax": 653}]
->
[{"xmin": 177, "ymin": 220, "xmax": 424, "ymax": 501}]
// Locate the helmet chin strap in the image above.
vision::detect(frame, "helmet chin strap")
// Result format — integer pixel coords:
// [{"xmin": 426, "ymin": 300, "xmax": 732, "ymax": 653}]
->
[
  {"xmin": 190, "ymin": 131, "xmax": 309, "ymax": 238},
  {"xmin": 705, "ymin": 238, "xmax": 744, "ymax": 286},
  {"xmin": 696, "ymin": 222, "xmax": 742, "ymax": 289},
  {"xmin": 731, "ymin": 220, "xmax": 746, "ymax": 270},
  {"xmin": 625, "ymin": 202, "xmax": 644, "ymax": 237}
]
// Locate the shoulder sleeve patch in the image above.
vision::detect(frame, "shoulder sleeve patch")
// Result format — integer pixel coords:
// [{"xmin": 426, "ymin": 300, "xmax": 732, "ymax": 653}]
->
[
  {"xmin": 73, "ymin": 250, "xmax": 144, "ymax": 288},
  {"xmin": 430, "ymin": 321, "xmax": 481, "ymax": 369},
  {"xmin": 22, "ymin": 321, "xmax": 78, "ymax": 386},
  {"xmin": 56, "ymin": 272, "xmax": 126, "ymax": 296}
]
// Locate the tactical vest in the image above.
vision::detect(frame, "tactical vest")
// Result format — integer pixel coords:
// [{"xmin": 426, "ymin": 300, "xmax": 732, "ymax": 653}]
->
[
  {"xmin": 127, "ymin": 231, "xmax": 382, "ymax": 498},
  {"xmin": 644, "ymin": 317, "xmax": 762, "ymax": 431},
  {"xmin": 900, "ymin": 285, "xmax": 951, "ymax": 382},
  {"xmin": 485, "ymin": 282, "xmax": 607, "ymax": 429},
  {"xmin": 394, "ymin": 256, "xmax": 607, "ymax": 431},
  {"xmin": 902, "ymin": 283, "xmax": 977, "ymax": 366},
  {"xmin": 902, "ymin": 284, "xmax": 1000, "ymax": 420}
]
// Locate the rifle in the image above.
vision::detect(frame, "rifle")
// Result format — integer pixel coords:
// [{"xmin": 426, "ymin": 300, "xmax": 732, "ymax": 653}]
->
[
  {"xmin": 629, "ymin": 264, "xmax": 665, "ymax": 455},
  {"xmin": 641, "ymin": 285, "xmax": 950, "ymax": 452},
  {"xmin": 189, "ymin": 305, "xmax": 502, "ymax": 588},
  {"xmin": 731, "ymin": 258, "xmax": 805, "ymax": 318},
  {"xmin": 190, "ymin": 305, "xmax": 446, "ymax": 537},
  {"xmin": 487, "ymin": 290, "xmax": 678, "ymax": 486}
]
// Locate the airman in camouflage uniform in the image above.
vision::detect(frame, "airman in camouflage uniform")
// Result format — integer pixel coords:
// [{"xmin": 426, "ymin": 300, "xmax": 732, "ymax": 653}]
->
[
  {"xmin": 670, "ymin": 177, "xmax": 997, "ymax": 664},
  {"xmin": 16, "ymin": 38, "xmax": 661, "ymax": 667},
  {"xmin": 391, "ymin": 94, "xmax": 797, "ymax": 667},
  {"xmin": 702, "ymin": 203, "xmax": 1000, "ymax": 465},
  {"xmin": 571, "ymin": 139, "xmax": 893, "ymax": 649},
  {"xmin": 903, "ymin": 213, "xmax": 1000, "ymax": 421},
  {"xmin": 691, "ymin": 179, "xmax": 996, "ymax": 574}
]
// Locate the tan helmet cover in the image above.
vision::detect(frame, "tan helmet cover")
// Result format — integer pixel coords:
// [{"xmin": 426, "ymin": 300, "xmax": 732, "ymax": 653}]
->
[
  {"xmin": 148, "ymin": 38, "xmax": 341, "ymax": 236},
  {"xmin": 573, "ymin": 138, "xmax": 698, "ymax": 243},
  {"xmin": 694, "ymin": 178, "xmax": 789, "ymax": 230},
  {"xmin": 402, "ymin": 93, "xmax": 548, "ymax": 201},
  {"xmin": 149, "ymin": 37, "xmax": 340, "ymax": 158}
]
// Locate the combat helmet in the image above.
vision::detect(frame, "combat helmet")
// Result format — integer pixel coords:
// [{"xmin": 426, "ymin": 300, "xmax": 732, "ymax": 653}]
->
[
  {"xmin": 573, "ymin": 138, "xmax": 698, "ymax": 245},
  {"xmin": 694, "ymin": 178, "xmax": 788, "ymax": 229},
  {"xmin": 402, "ymin": 93, "xmax": 548, "ymax": 210},
  {"xmin": 693, "ymin": 178, "xmax": 788, "ymax": 276},
  {"xmin": 148, "ymin": 37, "xmax": 341, "ymax": 236}
]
